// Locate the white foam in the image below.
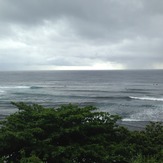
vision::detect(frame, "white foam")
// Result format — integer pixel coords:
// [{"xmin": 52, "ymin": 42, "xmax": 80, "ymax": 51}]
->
[
  {"xmin": 122, "ymin": 118, "xmax": 141, "ymax": 122},
  {"xmin": 130, "ymin": 96, "xmax": 163, "ymax": 102},
  {"xmin": 123, "ymin": 108, "xmax": 163, "ymax": 122},
  {"xmin": 0, "ymin": 86, "xmax": 30, "ymax": 89}
]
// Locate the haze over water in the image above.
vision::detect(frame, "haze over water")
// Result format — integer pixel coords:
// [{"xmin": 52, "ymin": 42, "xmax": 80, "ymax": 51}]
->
[{"xmin": 0, "ymin": 70, "xmax": 163, "ymax": 121}]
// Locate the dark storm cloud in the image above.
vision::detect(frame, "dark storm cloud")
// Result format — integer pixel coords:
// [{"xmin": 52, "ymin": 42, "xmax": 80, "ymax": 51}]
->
[
  {"xmin": 0, "ymin": 0, "xmax": 163, "ymax": 70},
  {"xmin": 1, "ymin": 0, "xmax": 160, "ymax": 38}
]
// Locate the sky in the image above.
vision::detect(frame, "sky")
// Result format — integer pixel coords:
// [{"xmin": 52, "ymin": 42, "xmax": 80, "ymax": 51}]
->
[{"xmin": 0, "ymin": 0, "xmax": 163, "ymax": 70}]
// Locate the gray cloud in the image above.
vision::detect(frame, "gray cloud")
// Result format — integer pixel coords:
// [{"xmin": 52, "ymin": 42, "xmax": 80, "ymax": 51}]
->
[{"xmin": 0, "ymin": 0, "xmax": 163, "ymax": 70}]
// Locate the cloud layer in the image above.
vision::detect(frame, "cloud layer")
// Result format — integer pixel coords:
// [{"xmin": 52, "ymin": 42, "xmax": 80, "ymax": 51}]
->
[{"xmin": 0, "ymin": 0, "xmax": 163, "ymax": 70}]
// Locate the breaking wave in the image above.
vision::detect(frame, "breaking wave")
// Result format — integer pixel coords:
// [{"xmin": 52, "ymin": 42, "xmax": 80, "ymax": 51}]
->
[
  {"xmin": 0, "ymin": 86, "xmax": 30, "ymax": 89},
  {"xmin": 129, "ymin": 96, "xmax": 163, "ymax": 102},
  {"xmin": 122, "ymin": 118, "xmax": 142, "ymax": 122},
  {"xmin": 122, "ymin": 107, "xmax": 163, "ymax": 122}
]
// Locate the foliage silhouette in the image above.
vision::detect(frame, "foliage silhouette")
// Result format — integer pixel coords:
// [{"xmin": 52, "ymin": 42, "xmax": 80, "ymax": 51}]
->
[{"xmin": 0, "ymin": 102, "xmax": 162, "ymax": 162}]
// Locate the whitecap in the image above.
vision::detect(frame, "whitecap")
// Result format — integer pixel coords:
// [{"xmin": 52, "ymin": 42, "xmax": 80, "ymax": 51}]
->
[
  {"xmin": 0, "ymin": 86, "xmax": 30, "ymax": 89},
  {"xmin": 123, "ymin": 108, "xmax": 163, "ymax": 121},
  {"xmin": 129, "ymin": 96, "xmax": 163, "ymax": 102},
  {"xmin": 122, "ymin": 118, "xmax": 141, "ymax": 122}
]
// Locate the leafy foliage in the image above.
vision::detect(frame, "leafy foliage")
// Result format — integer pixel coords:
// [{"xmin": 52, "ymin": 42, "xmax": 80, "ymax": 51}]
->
[{"xmin": 0, "ymin": 103, "xmax": 162, "ymax": 163}]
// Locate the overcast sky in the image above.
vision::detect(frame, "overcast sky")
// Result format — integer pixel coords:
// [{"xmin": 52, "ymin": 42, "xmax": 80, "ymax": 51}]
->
[{"xmin": 0, "ymin": 0, "xmax": 163, "ymax": 70}]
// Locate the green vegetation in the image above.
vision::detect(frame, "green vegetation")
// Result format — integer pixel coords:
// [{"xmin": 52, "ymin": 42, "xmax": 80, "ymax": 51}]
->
[{"xmin": 0, "ymin": 102, "xmax": 162, "ymax": 163}]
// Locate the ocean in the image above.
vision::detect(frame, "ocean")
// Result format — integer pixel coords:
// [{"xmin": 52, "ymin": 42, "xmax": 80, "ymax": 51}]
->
[{"xmin": 0, "ymin": 70, "xmax": 163, "ymax": 122}]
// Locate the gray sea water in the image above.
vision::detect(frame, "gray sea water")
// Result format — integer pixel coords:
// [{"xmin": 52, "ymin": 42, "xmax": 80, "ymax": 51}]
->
[{"xmin": 0, "ymin": 70, "xmax": 163, "ymax": 121}]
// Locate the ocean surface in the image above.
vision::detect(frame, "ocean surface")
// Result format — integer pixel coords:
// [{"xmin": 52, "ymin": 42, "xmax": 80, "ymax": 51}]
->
[{"xmin": 0, "ymin": 70, "xmax": 163, "ymax": 121}]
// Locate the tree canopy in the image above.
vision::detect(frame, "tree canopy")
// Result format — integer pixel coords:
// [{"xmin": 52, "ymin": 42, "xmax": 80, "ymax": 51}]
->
[{"xmin": 0, "ymin": 102, "xmax": 162, "ymax": 163}]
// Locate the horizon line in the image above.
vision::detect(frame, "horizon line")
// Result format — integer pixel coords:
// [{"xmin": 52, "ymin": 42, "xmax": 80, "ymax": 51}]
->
[{"xmin": 0, "ymin": 69, "xmax": 163, "ymax": 72}]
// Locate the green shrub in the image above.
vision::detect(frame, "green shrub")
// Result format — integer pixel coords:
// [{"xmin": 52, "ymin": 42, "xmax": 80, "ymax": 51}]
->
[
  {"xmin": 0, "ymin": 102, "xmax": 162, "ymax": 163},
  {"xmin": 131, "ymin": 154, "xmax": 162, "ymax": 163}
]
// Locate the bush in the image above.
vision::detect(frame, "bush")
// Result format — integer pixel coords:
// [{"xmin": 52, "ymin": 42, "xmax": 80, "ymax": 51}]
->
[{"xmin": 0, "ymin": 103, "xmax": 162, "ymax": 163}]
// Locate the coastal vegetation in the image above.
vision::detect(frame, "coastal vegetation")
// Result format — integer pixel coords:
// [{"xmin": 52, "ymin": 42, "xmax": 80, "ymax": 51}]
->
[{"xmin": 0, "ymin": 103, "xmax": 162, "ymax": 163}]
